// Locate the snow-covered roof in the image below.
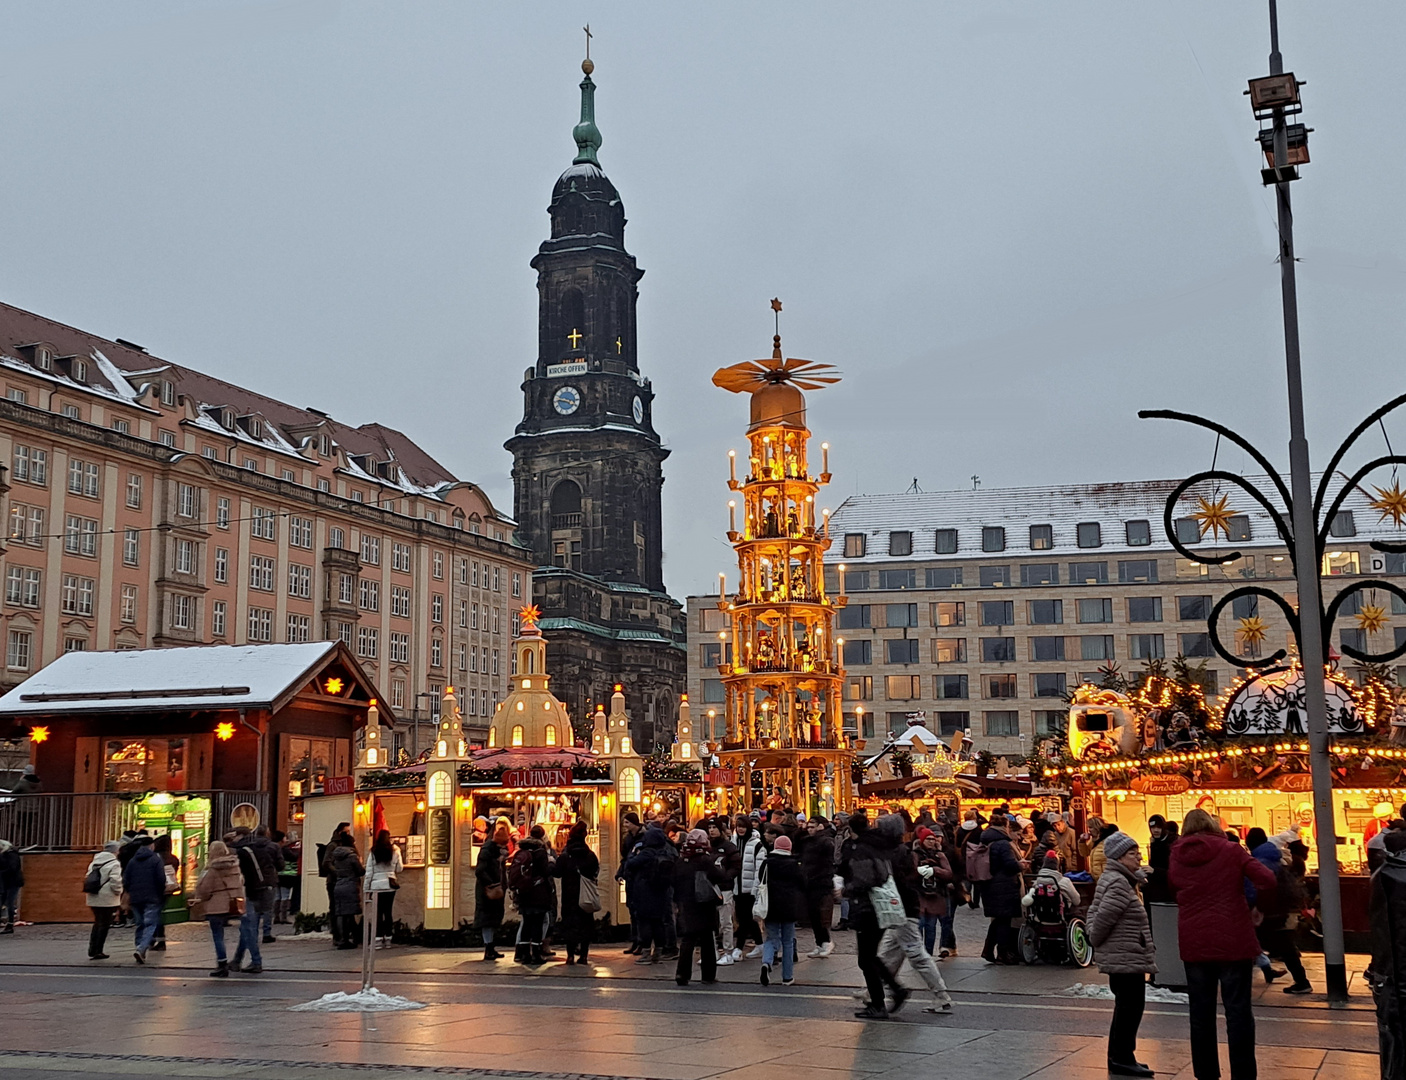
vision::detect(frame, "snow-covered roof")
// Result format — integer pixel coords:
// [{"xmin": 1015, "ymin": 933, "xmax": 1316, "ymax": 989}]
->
[
  {"xmin": 0, "ymin": 642, "xmax": 340, "ymax": 717},
  {"xmin": 893, "ymin": 724, "xmax": 941, "ymax": 749},
  {"xmin": 828, "ymin": 475, "xmax": 1401, "ymax": 562}
]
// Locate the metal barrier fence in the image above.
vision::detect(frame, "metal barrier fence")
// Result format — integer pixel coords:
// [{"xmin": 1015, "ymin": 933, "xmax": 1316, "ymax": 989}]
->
[{"xmin": 0, "ymin": 790, "xmax": 270, "ymax": 851}]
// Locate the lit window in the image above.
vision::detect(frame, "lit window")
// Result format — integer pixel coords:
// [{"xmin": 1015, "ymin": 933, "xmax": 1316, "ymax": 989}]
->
[
  {"xmin": 618, "ymin": 767, "xmax": 641, "ymax": 803},
  {"xmin": 511, "ymin": 725, "xmax": 524, "ymax": 747},
  {"xmin": 545, "ymin": 725, "xmax": 557, "ymax": 746}
]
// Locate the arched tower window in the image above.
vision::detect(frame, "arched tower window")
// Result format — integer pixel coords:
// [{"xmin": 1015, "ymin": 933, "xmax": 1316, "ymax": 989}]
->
[
  {"xmin": 560, "ymin": 289, "xmax": 585, "ymax": 355},
  {"xmin": 551, "ymin": 480, "xmax": 582, "ymax": 521},
  {"xmin": 551, "ymin": 480, "xmax": 583, "ymax": 571},
  {"xmin": 522, "ymin": 648, "xmax": 535, "ymax": 673},
  {"xmin": 545, "ymin": 724, "xmax": 557, "ymax": 747}
]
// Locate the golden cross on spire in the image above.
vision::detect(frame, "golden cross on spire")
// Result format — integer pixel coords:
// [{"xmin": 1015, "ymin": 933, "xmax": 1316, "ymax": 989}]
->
[
  {"xmin": 583, "ymin": 23, "xmax": 592, "ymax": 61},
  {"xmin": 567, "ymin": 328, "xmax": 583, "ymax": 348}
]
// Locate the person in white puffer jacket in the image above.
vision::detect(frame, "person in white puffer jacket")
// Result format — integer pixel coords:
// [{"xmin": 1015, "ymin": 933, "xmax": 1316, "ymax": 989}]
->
[
  {"xmin": 734, "ymin": 815, "xmax": 767, "ymax": 959},
  {"xmin": 84, "ymin": 840, "xmax": 124, "ymax": 960}
]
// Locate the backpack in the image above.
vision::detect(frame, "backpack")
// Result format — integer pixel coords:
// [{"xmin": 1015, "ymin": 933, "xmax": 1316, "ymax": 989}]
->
[
  {"xmin": 694, "ymin": 868, "xmax": 721, "ymax": 905},
  {"xmin": 965, "ymin": 841, "xmax": 991, "ymax": 882},
  {"xmin": 650, "ymin": 849, "xmax": 675, "ymax": 890},
  {"xmin": 506, "ymin": 847, "xmax": 537, "ymax": 892},
  {"xmin": 82, "ymin": 866, "xmax": 103, "ymax": 895}
]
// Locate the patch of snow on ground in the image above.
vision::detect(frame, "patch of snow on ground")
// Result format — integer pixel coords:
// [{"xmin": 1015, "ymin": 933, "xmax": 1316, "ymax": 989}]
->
[
  {"xmin": 289, "ymin": 988, "xmax": 427, "ymax": 1012},
  {"xmin": 288, "ymin": 931, "xmax": 333, "ymax": 940},
  {"xmin": 1062, "ymin": 982, "xmax": 1188, "ymax": 1004}
]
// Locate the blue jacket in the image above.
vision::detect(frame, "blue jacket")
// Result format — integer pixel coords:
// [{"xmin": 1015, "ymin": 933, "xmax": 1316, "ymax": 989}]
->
[
  {"xmin": 123, "ymin": 845, "xmax": 167, "ymax": 906},
  {"xmin": 624, "ymin": 827, "xmax": 676, "ymax": 920}
]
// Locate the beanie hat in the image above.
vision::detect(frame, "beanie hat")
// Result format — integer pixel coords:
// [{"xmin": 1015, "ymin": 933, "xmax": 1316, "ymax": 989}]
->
[
  {"xmin": 915, "ymin": 827, "xmax": 935, "ymax": 841},
  {"xmin": 1147, "ymin": 815, "xmax": 1166, "ymax": 829},
  {"xmin": 1043, "ymin": 850, "xmax": 1061, "ymax": 867},
  {"xmin": 1103, "ymin": 832, "xmax": 1138, "ymax": 863},
  {"xmin": 772, "ymin": 834, "xmax": 792, "ymax": 853}
]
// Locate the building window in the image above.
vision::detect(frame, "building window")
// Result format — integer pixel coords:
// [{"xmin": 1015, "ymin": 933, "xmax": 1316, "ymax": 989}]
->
[
  {"xmin": 1033, "ymin": 672, "xmax": 1067, "ymax": 698},
  {"xmin": 177, "ymin": 483, "xmax": 197, "ymax": 518},
  {"xmin": 492, "ymin": 608, "xmax": 501, "ymax": 634},
  {"xmin": 842, "ymin": 640, "xmax": 872, "ymax": 665},
  {"xmin": 1125, "ymin": 519, "xmax": 1152, "ymax": 547},
  {"xmin": 935, "ymin": 528, "xmax": 958, "ymax": 554},
  {"xmin": 471, "ymin": 602, "xmax": 480, "ymax": 630},
  {"xmin": 171, "ymin": 593, "xmax": 192, "ymax": 630},
  {"xmin": 433, "ymin": 552, "xmax": 445, "ymax": 580},
  {"xmin": 981, "ymin": 637, "xmax": 1016, "ymax": 662},
  {"xmin": 1080, "ymin": 634, "xmax": 1115, "ymax": 661},
  {"xmin": 886, "ymin": 603, "xmax": 918, "ymax": 628},
  {"xmin": 1129, "ymin": 633, "xmax": 1165, "ymax": 660},
  {"xmin": 986, "ymin": 673, "xmax": 1018, "ymax": 699},
  {"xmin": 317, "ymin": 478, "xmax": 330, "ymax": 493},
  {"xmin": 878, "ymin": 568, "xmax": 916, "ymax": 590},
  {"xmin": 125, "ymin": 473, "xmax": 142, "ymax": 509},
  {"xmin": 984, "ymin": 710, "xmax": 1020, "ymax": 737},
  {"xmin": 356, "ymin": 625, "xmax": 379, "ymax": 658},
  {"xmin": 844, "ymin": 533, "xmax": 866, "ymax": 558},
  {"xmin": 121, "ymin": 585, "xmax": 138, "ymax": 624},
  {"xmin": 5, "ymin": 567, "xmax": 41, "ymax": 608},
  {"xmin": 1029, "ymin": 524, "xmax": 1053, "ymax": 550},
  {"xmin": 329, "ymin": 527, "xmax": 345, "ymax": 550},
  {"xmin": 289, "ymin": 564, "xmax": 312, "ymax": 598},
  {"xmin": 1180, "ymin": 633, "xmax": 1212, "ymax": 657},
  {"xmin": 175, "ymin": 539, "xmax": 194, "ymax": 575},
  {"xmin": 202, "ymin": 446, "xmax": 216, "ymax": 459},
  {"xmin": 491, "ymin": 649, "xmax": 499, "ymax": 674},
  {"xmin": 1226, "ymin": 516, "xmax": 1252, "ymax": 542},
  {"xmin": 1031, "ymin": 636, "xmax": 1065, "ymax": 661},
  {"xmin": 1077, "ymin": 597, "xmax": 1113, "ymax": 623},
  {"xmin": 69, "ymin": 459, "xmax": 101, "ymax": 498},
  {"xmin": 389, "ymin": 632, "xmax": 410, "ymax": 663},
  {"xmin": 217, "ymin": 497, "xmax": 230, "ymax": 529},
  {"xmin": 979, "ymin": 565, "xmax": 1011, "ymax": 588},
  {"xmin": 932, "ymin": 601, "xmax": 965, "ymax": 627},
  {"xmin": 250, "ymin": 506, "xmax": 276, "ymax": 541},
  {"xmin": 935, "ymin": 674, "xmax": 968, "ymax": 699},
  {"xmin": 12, "ymin": 445, "xmax": 48, "ymax": 486},
  {"xmin": 1076, "ymin": 522, "xmax": 1102, "ymax": 548},
  {"xmin": 1020, "ymin": 563, "xmax": 1058, "ymax": 586},
  {"xmin": 160, "ymin": 380, "xmax": 175, "ymax": 406},
  {"xmin": 844, "ymin": 675, "xmax": 873, "ymax": 701},
  {"xmin": 979, "ymin": 600, "xmax": 1013, "ymax": 626},
  {"xmin": 65, "ymin": 515, "xmax": 99, "ymax": 557},
  {"xmin": 1232, "ymin": 594, "xmax": 1259, "ymax": 619},
  {"xmin": 336, "ymin": 573, "xmax": 355, "ymax": 605},
  {"xmin": 431, "ymin": 637, "xmax": 443, "ymax": 669},
  {"xmin": 888, "ymin": 531, "xmax": 912, "ymax": 557},
  {"xmin": 933, "ymin": 637, "xmax": 966, "ymax": 663},
  {"xmin": 885, "ymin": 675, "xmax": 921, "ymax": 701},
  {"xmin": 392, "ymin": 542, "xmax": 412, "ymax": 572},
  {"xmin": 359, "ymin": 579, "xmax": 380, "ymax": 611},
  {"xmin": 1118, "ymin": 559, "xmax": 1159, "ymax": 584},
  {"xmin": 1324, "ymin": 550, "xmax": 1359, "ymax": 576},
  {"xmin": 511, "ymin": 570, "xmax": 522, "ymax": 597},
  {"xmin": 1069, "ymin": 561, "xmax": 1108, "ymax": 585},
  {"xmin": 289, "ymin": 516, "xmax": 313, "ymax": 549},
  {"xmin": 926, "ymin": 567, "xmax": 962, "ymax": 589},
  {"xmin": 247, "ymin": 607, "xmax": 273, "ymax": 642},
  {"xmin": 250, "ymin": 555, "xmax": 276, "ymax": 591},
  {"xmin": 7, "ymin": 630, "xmax": 32, "ymax": 670},
  {"xmin": 212, "ymin": 547, "xmax": 228, "ymax": 584},
  {"xmin": 1178, "ymin": 595, "xmax": 1211, "ymax": 621},
  {"xmin": 1330, "ymin": 511, "xmax": 1356, "ymax": 538},
  {"xmin": 885, "ymin": 638, "xmax": 920, "ymax": 664},
  {"xmin": 1127, "ymin": 596, "xmax": 1163, "ymax": 622},
  {"xmin": 1174, "ymin": 517, "xmax": 1201, "ymax": 545},
  {"xmin": 1034, "ymin": 710, "xmax": 1064, "ymax": 735},
  {"xmin": 390, "ymin": 585, "xmax": 412, "ymax": 618},
  {"xmin": 212, "ymin": 601, "xmax": 226, "ymax": 636},
  {"xmin": 456, "ymin": 644, "xmax": 467, "ymax": 672},
  {"xmin": 361, "ymin": 534, "xmax": 381, "ymax": 566},
  {"xmin": 432, "ymin": 594, "xmax": 443, "ymax": 624},
  {"xmin": 458, "ymin": 599, "xmax": 469, "ymax": 628},
  {"xmin": 937, "ymin": 711, "xmax": 969, "ymax": 735},
  {"xmin": 843, "ymin": 570, "xmax": 870, "ymax": 591},
  {"xmin": 1029, "ymin": 599, "xmax": 1063, "ymax": 625},
  {"xmin": 7, "ymin": 388, "xmax": 26, "ymax": 404},
  {"xmin": 58, "ymin": 574, "xmax": 95, "ymax": 616},
  {"xmin": 982, "ymin": 527, "xmax": 1005, "ymax": 553}
]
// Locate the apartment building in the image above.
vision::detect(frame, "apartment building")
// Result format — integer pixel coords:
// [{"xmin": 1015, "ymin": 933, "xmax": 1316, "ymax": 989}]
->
[
  {"xmin": 686, "ymin": 477, "xmax": 1406, "ymax": 755},
  {"xmin": 0, "ymin": 301, "xmax": 532, "ymax": 744}
]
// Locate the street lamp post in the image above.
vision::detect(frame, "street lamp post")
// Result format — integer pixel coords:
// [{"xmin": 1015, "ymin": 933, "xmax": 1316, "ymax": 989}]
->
[{"xmin": 1257, "ymin": 0, "xmax": 1348, "ymax": 1004}]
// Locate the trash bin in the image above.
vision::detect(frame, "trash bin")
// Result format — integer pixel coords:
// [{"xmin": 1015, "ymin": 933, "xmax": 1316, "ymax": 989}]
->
[{"xmin": 1148, "ymin": 901, "xmax": 1185, "ymax": 990}]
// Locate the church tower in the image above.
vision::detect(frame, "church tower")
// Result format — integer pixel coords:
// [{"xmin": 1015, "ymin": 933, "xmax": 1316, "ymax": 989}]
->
[{"xmin": 505, "ymin": 50, "xmax": 685, "ymax": 751}]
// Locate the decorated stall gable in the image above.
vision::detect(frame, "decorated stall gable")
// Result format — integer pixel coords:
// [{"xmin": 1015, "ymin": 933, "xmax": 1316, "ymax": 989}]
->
[{"xmin": 1222, "ymin": 667, "xmax": 1364, "ymax": 737}]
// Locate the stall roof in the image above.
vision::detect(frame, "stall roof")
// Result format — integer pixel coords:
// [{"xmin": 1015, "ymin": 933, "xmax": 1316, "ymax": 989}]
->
[{"xmin": 0, "ymin": 642, "xmax": 373, "ymax": 718}]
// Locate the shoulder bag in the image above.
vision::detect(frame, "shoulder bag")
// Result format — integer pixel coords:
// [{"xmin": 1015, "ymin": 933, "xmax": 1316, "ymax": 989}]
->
[
  {"xmin": 752, "ymin": 860, "xmax": 770, "ymax": 920},
  {"xmin": 578, "ymin": 874, "xmax": 601, "ymax": 913},
  {"xmin": 871, "ymin": 875, "xmax": 906, "ymax": 929}
]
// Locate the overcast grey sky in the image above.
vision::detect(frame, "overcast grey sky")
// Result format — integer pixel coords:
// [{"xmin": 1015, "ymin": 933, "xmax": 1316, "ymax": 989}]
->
[{"xmin": 3, "ymin": 2, "xmax": 1405, "ymax": 599}]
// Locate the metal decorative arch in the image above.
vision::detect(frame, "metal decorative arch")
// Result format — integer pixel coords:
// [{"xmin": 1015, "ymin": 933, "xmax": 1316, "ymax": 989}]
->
[{"xmin": 1140, "ymin": 403, "xmax": 1406, "ymax": 672}]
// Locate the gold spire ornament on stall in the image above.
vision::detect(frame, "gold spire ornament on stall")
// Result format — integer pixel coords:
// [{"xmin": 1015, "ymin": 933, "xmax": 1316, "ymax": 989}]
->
[
  {"xmin": 1192, "ymin": 492, "xmax": 1237, "ymax": 541},
  {"xmin": 1369, "ymin": 480, "xmax": 1406, "ymax": 528}
]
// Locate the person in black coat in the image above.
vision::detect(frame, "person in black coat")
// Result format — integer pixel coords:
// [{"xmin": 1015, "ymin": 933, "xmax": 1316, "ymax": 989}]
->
[
  {"xmin": 625, "ymin": 825, "xmax": 676, "ymax": 963},
  {"xmin": 475, "ymin": 821, "xmax": 509, "ymax": 960},
  {"xmin": 799, "ymin": 816, "xmax": 837, "ymax": 957},
  {"xmin": 1369, "ymin": 831, "xmax": 1406, "ymax": 1079},
  {"xmin": 508, "ymin": 832, "xmax": 554, "ymax": 965},
  {"xmin": 554, "ymin": 821, "xmax": 601, "ymax": 965},
  {"xmin": 1143, "ymin": 816, "xmax": 1178, "ymax": 905},
  {"xmin": 979, "ymin": 814, "xmax": 1025, "ymax": 964},
  {"xmin": 673, "ymin": 829, "xmax": 727, "ymax": 986},
  {"xmin": 758, "ymin": 833, "xmax": 806, "ymax": 986},
  {"xmin": 840, "ymin": 812, "xmax": 906, "ymax": 1018},
  {"xmin": 0, "ymin": 839, "xmax": 24, "ymax": 933}
]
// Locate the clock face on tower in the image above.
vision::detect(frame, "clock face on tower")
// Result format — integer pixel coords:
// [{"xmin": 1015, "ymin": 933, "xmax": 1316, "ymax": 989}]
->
[
  {"xmin": 632, "ymin": 396, "xmax": 644, "ymax": 424},
  {"xmin": 553, "ymin": 386, "xmax": 582, "ymax": 415}
]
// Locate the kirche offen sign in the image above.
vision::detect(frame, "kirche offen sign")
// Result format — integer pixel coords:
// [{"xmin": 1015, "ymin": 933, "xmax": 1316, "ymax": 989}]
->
[{"xmin": 500, "ymin": 767, "xmax": 573, "ymax": 788}]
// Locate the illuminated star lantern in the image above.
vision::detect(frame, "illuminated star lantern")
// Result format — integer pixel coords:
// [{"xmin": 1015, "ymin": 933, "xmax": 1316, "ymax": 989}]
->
[
  {"xmin": 520, "ymin": 604, "xmax": 542, "ymax": 628},
  {"xmin": 1356, "ymin": 603, "xmax": 1390, "ymax": 636},
  {"xmin": 1370, "ymin": 481, "xmax": 1406, "ymax": 528},
  {"xmin": 28, "ymin": 725, "xmax": 49, "ymax": 744},
  {"xmin": 324, "ymin": 676, "xmax": 344, "ymax": 696},
  {"xmin": 1236, "ymin": 616, "xmax": 1268, "ymax": 651},
  {"xmin": 1192, "ymin": 493, "xmax": 1236, "ymax": 541},
  {"xmin": 215, "ymin": 721, "xmax": 236, "ymax": 741}
]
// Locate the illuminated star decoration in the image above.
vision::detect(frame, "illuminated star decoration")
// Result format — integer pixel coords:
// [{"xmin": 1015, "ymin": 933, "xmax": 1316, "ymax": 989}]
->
[
  {"xmin": 1193, "ymin": 493, "xmax": 1236, "ymax": 541},
  {"xmin": 1370, "ymin": 481, "xmax": 1406, "ymax": 528},
  {"xmin": 1236, "ymin": 616, "xmax": 1268, "ymax": 651},
  {"xmin": 215, "ymin": 721, "xmax": 236, "ymax": 741},
  {"xmin": 28, "ymin": 725, "xmax": 49, "ymax": 744},
  {"xmin": 1356, "ymin": 603, "xmax": 1390, "ymax": 636},
  {"xmin": 520, "ymin": 604, "xmax": 542, "ymax": 627},
  {"xmin": 324, "ymin": 676, "xmax": 344, "ymax": 696}
]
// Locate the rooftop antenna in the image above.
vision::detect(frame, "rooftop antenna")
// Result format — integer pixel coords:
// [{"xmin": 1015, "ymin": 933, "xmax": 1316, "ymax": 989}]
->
[
  {"xmin": 906, "ymin": 477, "xmax": 922, "ymax": 494},
  {"xmin": 971, "ymin": 475, "xmax": 981, "ymax": 491}
]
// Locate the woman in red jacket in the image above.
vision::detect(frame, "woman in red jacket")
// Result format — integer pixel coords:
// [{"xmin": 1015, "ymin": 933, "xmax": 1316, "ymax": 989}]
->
[{"xmin": 1169, "ymin": 809, "xmax": 1277, "ymax": 1080}]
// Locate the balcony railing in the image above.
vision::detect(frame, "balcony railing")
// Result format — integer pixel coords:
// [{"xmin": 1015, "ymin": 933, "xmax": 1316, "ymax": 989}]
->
[
  {"xmin": 551, "ymin": 513, "xmax": 583, "ymax": 529},
  {"xmin": 0, "ymin": 790, "xmax": 269, "ymax": 851}
]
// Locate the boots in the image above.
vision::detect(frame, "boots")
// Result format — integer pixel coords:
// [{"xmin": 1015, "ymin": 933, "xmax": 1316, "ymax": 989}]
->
[
  {"xmin": 209, "ymin": 960, "xmax": 229, "ymax": 978},
  {"xmin": 577, "ymin": 946, "xmax": 589, "ymax": 964}
]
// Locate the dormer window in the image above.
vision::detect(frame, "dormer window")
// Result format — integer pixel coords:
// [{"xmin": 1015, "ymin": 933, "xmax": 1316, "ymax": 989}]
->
[
  {"xmin": 239, "ymin": 416, "xmax": 263, "ymax": 440},
  {"xmin": 34, "ymin": 347, "xmax": 51, "ymax": 372},
  {"xmin": 217, "ymin": 407, "xmax": 236, "ymax": 431},
  {"xmin": 318, "ymin": 434, "xmax": 331, "ymax": 457},
  {"xmin": 73, "ymin": 359, "xmax": 87, "ymax": 384},
  {"xmin": 160, "ymin": 380, "xmax": 175, "ymax": 407}
]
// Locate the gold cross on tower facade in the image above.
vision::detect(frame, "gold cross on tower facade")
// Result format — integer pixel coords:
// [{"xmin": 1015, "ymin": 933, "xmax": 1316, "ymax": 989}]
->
[{"xmin": 567, "ymin": 328, "xmax": 583, "ymax": 348}]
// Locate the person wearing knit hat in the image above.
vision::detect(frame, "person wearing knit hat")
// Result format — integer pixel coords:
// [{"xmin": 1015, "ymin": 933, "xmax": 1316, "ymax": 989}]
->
[
  {"xmin": 673, "ymin": 826, "xmax": 728, "ymax": 986},
  {"xmin": 1022, "ymin": 844, "xmax": 1081, "ymax": 913},
  {"xmin": 1086, "ymin": 827, "xmax": 1156, "ymax": 1077},
  {"xmin": 758, "ymin": 832, "xmax": 804, "ymax": 987},
  {"xmin": 1102, "ymin": 832, "xmax": 1139, "ymax": 864}
]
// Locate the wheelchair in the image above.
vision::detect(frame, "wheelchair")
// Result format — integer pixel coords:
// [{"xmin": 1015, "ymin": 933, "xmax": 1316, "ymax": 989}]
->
[{"xmin": 1017, "ymin": 880, "xmax": 1094, "ymax": 967}]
